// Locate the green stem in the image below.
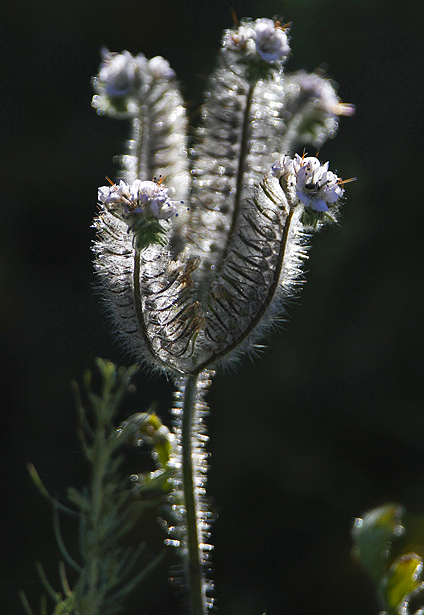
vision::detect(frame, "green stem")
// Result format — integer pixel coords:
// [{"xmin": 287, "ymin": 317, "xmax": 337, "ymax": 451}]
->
[
  {"xmin": 217, "ymin": 82, "xmax": 255, "ymax": 273},
  {"xmin": 195, "ymin": 80, "xmax": 256, "ymax": 305},
  {"xmin": 134, "ymin": 105, "xmax": 149, "ymax": 181},
  {"xmin": 232, "ymin": 82, "xmax": 255, "ymax": 233},
  {"xmin": 181, "ymin": 373, "xmax": 206, "ymax": 615},
  {"xmin": 133, "ymin": 250, "xmax": 154, "ymax": 358},
  {"xmin": 83, "ymin": 434, "xmax": 109, "ymax": 611}
]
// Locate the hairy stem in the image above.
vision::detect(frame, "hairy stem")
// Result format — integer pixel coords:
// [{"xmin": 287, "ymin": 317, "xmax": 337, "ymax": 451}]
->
[
  {"xmin": 171, "ymin": 371, "xmax": 213, "ymax": 613},
  {"xmin": 135, "ymin": 108, "xmax": 149, "ymax": 181},
  {"xmin": 181, "ymin": 373, "xmax": 205, "ymax": 615},
  {"xmin": 232, "ymin": 82, "xmax": 255, "ymax": 236},
  {"xmin": 133, "ymin": 249, "xmax": 165, "ymax": 370}
]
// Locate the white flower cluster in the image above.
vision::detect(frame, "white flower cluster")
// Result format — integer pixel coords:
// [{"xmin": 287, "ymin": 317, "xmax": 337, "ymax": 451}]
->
[
  {"xmin": 98, "ymin": 179, "xmax": 179, "ymax": 221},
  {"xmin": 281, "ymin": 71, "xmax": 355, "ymax": 149},
  {"xmin": 97, "ymin": 49, "xmax": 146, "ymax": 98},
  {"xmin": 287, "ymin": 71, "xmax": 355, "ymax": 118},
  {"xmin": 224, "ymin": 18, "xmax": 290, "ymax": 63},
  {"xmin": 295, "ymin": 156, "xmax": 344, "ymax": 211},
  {"xmin": 271, "ymin": 154, "xmax": 344, "ymax": 212},
  {"xmin": 92, "ymin": 49, "xmax": 175, "ymax": 115}
]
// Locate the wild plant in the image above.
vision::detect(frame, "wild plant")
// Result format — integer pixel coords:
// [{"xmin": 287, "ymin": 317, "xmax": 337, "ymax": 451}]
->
[{"xmin": 24, "ymin": 16, "xmax": 363, "ymax": 615}]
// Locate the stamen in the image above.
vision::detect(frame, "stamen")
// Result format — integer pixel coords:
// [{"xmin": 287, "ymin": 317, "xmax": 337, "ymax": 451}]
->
[
  {"xmin": 152, "ymin": 174, "xmax": 167, "ymax": 185},
  {"xmin": 230, "ymin": 7, "xmax": 238, "ymax": 26},
  {"xmin": 334, "ymin": 102, "xmax": 356, "ymax": 117},
  {"xmin": 275, "ymin": 20, "xmax": 292, "ymax": 31}
]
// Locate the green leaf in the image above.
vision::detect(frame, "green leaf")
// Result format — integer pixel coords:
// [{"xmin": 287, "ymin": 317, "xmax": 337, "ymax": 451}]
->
[
  {"xmin": 352, "ymin": 503, "xmax": 405, "ymax": 586},
  {"xmin": 382, "ymin": 553, "xmax": 423, "ymax": 614},
  {"xmin": 122, "ymin": 411, "xmax": 175, "ymax": 470},
  {"xmin": 132, "ymin": 218, "xmax": 168, "ymax": 250},
  {"xmin": 352, "ymin": 504, "xmax": 424, "ymax": 614},
  {"xmin": 27, "ymin": 359, "xmax": 166, "ymax": 615},
  {"xmin": 66, "ymin": 487, "xmax": 90, "ymax": 512}
]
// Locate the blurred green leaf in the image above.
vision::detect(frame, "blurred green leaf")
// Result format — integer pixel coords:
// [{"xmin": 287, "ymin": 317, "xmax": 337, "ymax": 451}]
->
[
  {"xmin": 352, "ymin": 503, "xmax": 405, "ymax": 586},
  {"xmin": 353, "ymin": 504, "xmax": 424, "ymax": 615},
  {"xmin": 121, "ymin": 411, "xmax": 177, "ymax": 493},
  {"xmin": 382, "ymin": 553, "xmax": 422, "ymax": 614},
  {"xmin": 25, "ymin": 359, "xmax": 168, "ymax": 615}
]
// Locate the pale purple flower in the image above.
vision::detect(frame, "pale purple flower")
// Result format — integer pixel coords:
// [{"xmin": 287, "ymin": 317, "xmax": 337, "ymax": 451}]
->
[
  {"xmin": 271, "ymin": 155, "xmax": 299, "ymax": 178},
  {"xmin": 290, "ymin": 70, "xmax": 355, "ymax": 117},
  {"xmin": 223, "ymin": 18, "xmax": 290, "ymax": 63},
  {"xmin": 295, "ymin": 156, "xmax": 344, "ymax": 211},
  {"xmin": 97, "ymin": 179, "xmax": 128, "ymax": 205},
  {"xmin": 98, "ymin": 179, "xmax": 179, "ymax": 221},
  {"xmin": 254, "ymin": 19, "xmax": 290, "ymax": 62},
  {"xmin": 97, "ymin": 49, "xmax": 147, "ymax": 97},
  {"xmin": 147, "ymin": 56, "xmax": 176, "ymax": 80},
  {"xmin": 223, "ymin": 23, "xmax": 256, "ymax": 55}
]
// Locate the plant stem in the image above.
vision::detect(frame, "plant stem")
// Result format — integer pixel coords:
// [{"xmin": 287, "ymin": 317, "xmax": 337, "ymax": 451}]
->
[
  {"xmin": 217, "ymin": 81, "xmax": 256, "ymax": 276},
  {"xmin": 133, "ymin": 250, "xmax": 155, "ymax": 362},
  {"xmin": 181, "ymin": 372, "xmax": 206, "ymax": 615},
  {"xmin": 82, "ymin": 427, "xmax": 110, "ymax": 612},
  {"xmin": 232, "ymin": 82, "xmax": 255, "ymax": 233}
]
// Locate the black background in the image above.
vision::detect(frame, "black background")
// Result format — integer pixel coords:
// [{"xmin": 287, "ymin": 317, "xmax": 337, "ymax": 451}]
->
[{"xmin": 1, "ymin": 0, "xmax": 424, "ymax": 613}]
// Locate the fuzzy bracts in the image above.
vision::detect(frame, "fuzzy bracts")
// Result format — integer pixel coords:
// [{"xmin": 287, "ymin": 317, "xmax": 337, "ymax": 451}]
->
[
  {"xmin": 91, "ymin": 17, "xmax": 354, "ymax": 615},
  {"xmin": 92, "ymin": 17, "xmax": 354, "ymax": 378}
]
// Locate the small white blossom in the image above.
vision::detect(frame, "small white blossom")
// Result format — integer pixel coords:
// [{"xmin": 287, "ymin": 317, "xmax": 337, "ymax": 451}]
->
[
  {"xmin": 223, "ymin": 24, "xmax": 256, "ymax": 55},
  {"xmin": 98, "ymin": 180, "xmax": 128, "ymax": 206},
  {"xmin": 98, "ymin": 179, "xmax": 179, "ymax": 221},
  {"xmin": 147, "ymin": 56, "xmax": 176, "ymax": 80},
  {"xmin": 97, "ymin": 49, "xmax": 147, "ymax": 97},
  {"xmin": 254, "ymin": 19, "xmax": 290, "ymax": 62},
  {"xmin": 290, "ymin": 71, "xmax": 355, "ymax": 117},
  {"xmin": 295, "ymin": 156, "xmax": 344, "ymax": 212},
  {"xmin": 223, "ymin": 19, "xmax": 290, "ymax": 63},
  {"xmin": 282, "ymin": 71, "xmax": 355, "ymax": 147},
  {"xmin": 271, "ymin": 155, "xmax": 299, "ymax": 179}
]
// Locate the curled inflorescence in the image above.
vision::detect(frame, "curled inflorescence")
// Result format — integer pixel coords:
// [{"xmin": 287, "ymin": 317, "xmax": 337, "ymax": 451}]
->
[
  {"xmin": 91, "ymin": 16, "xmax": 354, "ymax": 614},
  {"xmin": 92, "ymin": 17, "xmax": 354, "ymax": 374}
]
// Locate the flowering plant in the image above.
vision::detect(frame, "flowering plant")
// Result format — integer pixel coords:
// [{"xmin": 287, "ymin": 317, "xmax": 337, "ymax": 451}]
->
[
  {"xmin": 92, "ymin": 16, "xmax": 355, "ymax": 615},
  {"xmin": 25, "ymin": 16, "xmax": 355, "ymax": 615}
]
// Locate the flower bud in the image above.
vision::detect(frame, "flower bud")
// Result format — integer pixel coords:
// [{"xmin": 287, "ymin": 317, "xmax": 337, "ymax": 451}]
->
[
  {"xmin": 254, "ymin": 18, "xmax": 290, "ymax": 62},
  {"xmin": 92, "ymin": 49, "xmax": 147, "ymax": 116}
]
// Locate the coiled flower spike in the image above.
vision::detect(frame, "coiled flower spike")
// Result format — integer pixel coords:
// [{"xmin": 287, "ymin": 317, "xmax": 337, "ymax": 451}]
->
[{"xmin": 92, "ymin": 16, "xmax": 354, "ymax": 615}]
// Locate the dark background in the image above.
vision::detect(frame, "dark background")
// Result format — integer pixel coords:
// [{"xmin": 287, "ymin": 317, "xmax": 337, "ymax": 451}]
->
[{"xmin": 1, "ymin": 0, "xmax": 424, "ymax": 613}]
